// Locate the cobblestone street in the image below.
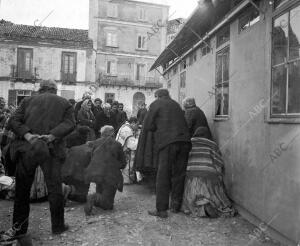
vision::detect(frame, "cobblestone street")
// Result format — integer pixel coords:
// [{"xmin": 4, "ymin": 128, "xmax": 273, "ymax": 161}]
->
[{"xmin": 0, "ymin": 185, "xmax": 281, "ymax": 246}]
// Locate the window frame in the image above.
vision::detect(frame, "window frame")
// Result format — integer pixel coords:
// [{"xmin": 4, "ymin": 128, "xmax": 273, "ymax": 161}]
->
[
  {"xmin": 61, "ymin": 51, "xmax": 77, "ymax": 83},
  {"xmin": 270, "ymin": 2, "xmax": 300, "ymax": 118},
  {"xmin": 216, "ymin": 25, "xmax": 230, "ymax": 48},
  {"xmin": 106, "ymin": 32, "xmax": 118, "ymax": 47},
  {"xmin": 106, "ymin": 60, "xmax": 117, "ymax": 76},
  {"xmin": 137, "ymin": 34, "xmax": 147, "ymax": 50},
  {"xmin": 180, "ymin": 71, "xmax": 186, "ymax": 88},
  {"xmin": 136, "ymin": 63, "xmax": 145, "ymax": 81},
  {"xmin": 238, "ymin": 5, "xmax": 261, "ymax": 33},
  {"xmin": 138, "ymin": 7, "xmax": 147, "ymax": 21},
  {"xmin": 105, "ymin": 93, "xmax": 115, "ymax": 103},
  {"xmin": 17, "ymin": 48, "xmax": 33, "ymax": 79},
  {"xmin": 215, "ymin": 46, "xmax": 230, "ymax": 118},
  {"xmin": 107, "ymin": 3, "xmax": 118, "ymax": 18}
]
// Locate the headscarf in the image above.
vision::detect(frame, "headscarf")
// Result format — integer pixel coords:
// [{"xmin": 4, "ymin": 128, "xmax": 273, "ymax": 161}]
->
[
  {"xmin": 81, "ymin": 99, "xmax": 93, "ymax": 112},
  {"xmin": 183, "ymin": 97, "xmax": 196, "ymax": 109}
]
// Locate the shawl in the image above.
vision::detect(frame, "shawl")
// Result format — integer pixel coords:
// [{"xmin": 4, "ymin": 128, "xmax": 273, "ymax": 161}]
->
[{"xmin": 187, "ymin": 137, "xmax": 224, "ymax": 177}]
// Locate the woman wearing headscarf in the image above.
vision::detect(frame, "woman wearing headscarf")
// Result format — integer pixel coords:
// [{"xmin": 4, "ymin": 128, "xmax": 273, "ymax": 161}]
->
[
  {"xmin": 181, "ymin": 126, "xmax": 236, "ymax": 218},
  {"xmin": 183, "ymin": 97, "xmax": 212, "ymax": 139},
  {"xmin": 77, "ymin": 99, "xmax": 96, "ymax": 140}
]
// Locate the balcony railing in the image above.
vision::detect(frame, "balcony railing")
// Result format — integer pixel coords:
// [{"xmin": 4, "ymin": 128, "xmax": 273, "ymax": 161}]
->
[
  {"xmin": 98, "ymin": 73, "xmax": 163, "ymax": 89},
  {"xmin": 10, "ymin": 65, "xmax": 39, "ymax": 82}
]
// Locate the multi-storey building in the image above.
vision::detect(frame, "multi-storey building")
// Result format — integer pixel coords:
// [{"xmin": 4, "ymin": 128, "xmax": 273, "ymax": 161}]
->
[
  {"xmin": 89, "ymin": 0, "xmax": 169, "ymax": 116},
  {"xmin": 166, "ymin": 18, "xmax": 185, "ymax": 45},
  {"xmin": 0, "ymin": 20, "xmax": 94, "ymax": 105}
]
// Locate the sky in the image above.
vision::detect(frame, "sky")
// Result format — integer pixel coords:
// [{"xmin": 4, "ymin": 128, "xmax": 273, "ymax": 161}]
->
[{"xmin": 0, "ymin": 0, "xmax": 198, "ymax": 29}]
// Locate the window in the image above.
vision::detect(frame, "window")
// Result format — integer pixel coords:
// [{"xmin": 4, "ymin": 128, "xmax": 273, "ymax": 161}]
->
[
  {"xmin": 239, "ymin": 6, "xmax": 260, "ymax": 32},
  {"xmin": 271, "ymin": 4, "xmax": 300, "ymax": 116},
  {"xmin": 137, "ymin": 35, "xmax": 147, "ymax": 50},
  {"xmin": 138, "ymin": 7, "xmax": 147, "ymax": 21},
  {"xmin": 201, "ymin": 43, "xmax": 211, "ymax": 56},
  {"xmin": 180, "ymin": 71, "xmax": 186, "ymax": 88},
  {"xmin": 180, "ymin": 59, "xmax": 187, "ymax": 71},
  {"xmin": 105, "ymin": 93, "xmax": 115, "ymax": 103},
  {"xmin": 193, "ymin": 50, "xmax": 197, "ymax": 62},
  {"xmin": 106, "ymin": 60, "xmax": 117, "ymax": 75},
  {"xmin": 107, "ymin": 4, "xmax": 118, "ymax": 18},
  {"xmin": 61, "ymin": 52, "xmax": 77, "ymax": 82},
  {"xmin": 215, "ymin": 47, "xmax": 230, "ymax": 116},
  {"xmin": 17, "ymin": 48, "xmax": 33, "ymax": 79},
  {"xmin": 173, "ymin": 65, "xmax": 177, "ymax": 75},
  {"xmin": 216, "ymin": 25, "xmax": 230, "ymax": 47},
  {"xmin": 8, "ymin": 90, "xmax": 32, "ymax": 106},
  {"xmin": 106, "ymin": 32, "xmax": 118, "ymax": 47},
  {"xmin": 136, "ymin": 64, "xmax": 145, "ymax": 81}
]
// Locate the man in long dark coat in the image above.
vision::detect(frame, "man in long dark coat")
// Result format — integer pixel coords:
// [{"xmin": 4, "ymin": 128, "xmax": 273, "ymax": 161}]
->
[
  {"xmin": 140, "ymin": 89, "xmax": 191, "ymax": 218},
  {"xmin": 1, "ymin": 80, "xmax": 75, "ymax": 242}
]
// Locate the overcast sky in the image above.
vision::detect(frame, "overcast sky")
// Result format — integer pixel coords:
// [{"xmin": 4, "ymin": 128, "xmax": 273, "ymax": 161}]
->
[{"xmin": 0, "ymin": 0, "xmax": 198, "ymax": 29}]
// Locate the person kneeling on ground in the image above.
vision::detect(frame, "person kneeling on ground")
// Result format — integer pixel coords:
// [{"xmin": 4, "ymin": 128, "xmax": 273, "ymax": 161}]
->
[
  {"xmin": 181, "ymin": 127, "xmax": 236, "ymax": 218},
  {"xmin": 84, "ymin": 125, "xmax": 126, "ymax": 215}
]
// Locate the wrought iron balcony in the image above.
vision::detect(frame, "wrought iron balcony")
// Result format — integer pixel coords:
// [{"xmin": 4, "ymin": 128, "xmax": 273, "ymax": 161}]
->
[
  {"xmin": 98, "ymin": 73, "xmax": 163, "ymax": 89},
  {"xmin": 10, "ymin": 65, "xmax": 39, "ymax": 82}
]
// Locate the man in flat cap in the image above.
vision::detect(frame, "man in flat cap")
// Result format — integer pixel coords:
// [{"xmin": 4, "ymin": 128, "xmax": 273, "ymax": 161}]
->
[
  {"xmin": 1, "ymin": 80, "xmax": 75, "ymax": 243},
  {"xmin": 137, "ymin": 89, "xmax": 191, "ymax": 218}
]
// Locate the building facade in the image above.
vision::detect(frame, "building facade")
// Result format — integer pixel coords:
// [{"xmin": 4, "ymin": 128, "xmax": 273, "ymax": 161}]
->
[
  {"xmin": 0, "ymin": 20, "xmax": 94, "ymax": 105},
  {"xmin": 89, "ymin": 0, "xmax": 169, "ymax": 116},
  {"xmin": 152, "ymin": 0, "xmax": 300, "ymax": 244},
  {"xmin": 166, "ymin": 18, "xmax": 185, "ymax": 45}
]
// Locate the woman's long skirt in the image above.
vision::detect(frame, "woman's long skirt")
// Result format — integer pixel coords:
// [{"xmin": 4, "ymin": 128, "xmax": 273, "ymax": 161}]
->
[{"xmin": 181, "ymin": 173, "xmax": 236, "ymax": 218}]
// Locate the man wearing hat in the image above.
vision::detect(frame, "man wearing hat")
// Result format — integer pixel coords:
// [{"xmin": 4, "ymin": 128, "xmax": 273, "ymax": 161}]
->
[{"xmin": 1, "ymin": 80, "xmax": 75, "ymax": 243}]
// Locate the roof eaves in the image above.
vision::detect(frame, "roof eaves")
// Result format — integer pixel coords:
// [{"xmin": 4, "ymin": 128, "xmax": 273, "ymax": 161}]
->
[{"xmin": 151, "ymin": 0, "xmax": 251, "ymax": 72}]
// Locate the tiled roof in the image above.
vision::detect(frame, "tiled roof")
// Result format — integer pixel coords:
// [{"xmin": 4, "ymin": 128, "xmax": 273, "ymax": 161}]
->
[{"xmin": 0, "ymin": 20, "xmax": 93, "ymax": 48}]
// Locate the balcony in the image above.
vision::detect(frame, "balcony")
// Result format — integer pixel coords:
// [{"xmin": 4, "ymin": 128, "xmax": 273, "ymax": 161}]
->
[
  {"xmin": 10, "ymin": 65, "xmax": 39, "ymax": 82},
  {"xmin": 98, "ymin": 73, "xmax": 163, "ymax": 89}
]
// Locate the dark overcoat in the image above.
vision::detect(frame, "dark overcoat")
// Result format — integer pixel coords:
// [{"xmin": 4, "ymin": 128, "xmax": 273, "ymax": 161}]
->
[
  {"xmin": 85, "ymin": 137, "xmax": 126, "ymax": 192},
  {"xmin": 8, "ymin": 92, "xmax": 75, "ymax": 160},
  {"xmin": 135, "ymin": 97, "xmax": 190, "ymax": 172}
]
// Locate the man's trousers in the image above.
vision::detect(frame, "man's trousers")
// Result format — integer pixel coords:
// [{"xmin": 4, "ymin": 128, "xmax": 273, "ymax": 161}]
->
[
  {"xmin": 156, "ymin": 141, "xmax": 191, "ymax": 212},
  {"xmin": 13, "ymin": 154, "xmax": 65, "ymax": 235}
]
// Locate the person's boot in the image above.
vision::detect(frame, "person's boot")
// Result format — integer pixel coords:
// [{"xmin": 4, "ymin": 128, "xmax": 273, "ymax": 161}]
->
[
  {"xmin": 148, "ymin": 210, "xmax": 168, "ymax": 218},
  {"xmin": 52, "ymin": 224, "xmax": 69, "ymax": 235},
  {"xmin": 84, "ymin": 194, "xmax": 96, "ymax": 216}
]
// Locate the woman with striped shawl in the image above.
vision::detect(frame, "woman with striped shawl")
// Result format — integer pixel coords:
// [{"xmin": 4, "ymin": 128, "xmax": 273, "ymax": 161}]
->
[{"xmin": 181, "ymin": 127, "xmax": 236, "ymax": 218}]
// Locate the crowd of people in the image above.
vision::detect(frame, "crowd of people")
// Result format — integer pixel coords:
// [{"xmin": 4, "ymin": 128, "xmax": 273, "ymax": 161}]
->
[{"xmin": 0, "ymin": 82, "xmax": 236, "ymax": 245}]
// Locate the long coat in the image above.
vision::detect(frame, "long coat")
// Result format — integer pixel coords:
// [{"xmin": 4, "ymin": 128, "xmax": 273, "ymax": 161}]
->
[
  {"xmin": 85, "ymin": 137, "xmax": 126, "ymax": 192},
  {"xmin": 135, "ymin": 97, "xmax": 190, "ymax": 172},
  {"xmin": 8, "ymin": 92, "xmax": 75, "ymax": 160}
]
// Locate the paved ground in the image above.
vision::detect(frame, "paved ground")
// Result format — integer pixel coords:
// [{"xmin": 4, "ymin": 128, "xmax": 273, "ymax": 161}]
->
[{"xmin": 0, "ymin": 185, "xmax": 283, "ymax": 246}]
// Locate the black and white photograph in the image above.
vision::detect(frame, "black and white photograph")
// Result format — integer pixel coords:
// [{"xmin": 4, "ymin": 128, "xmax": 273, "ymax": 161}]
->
[{"xmin": 0, "ymin": 0, "xmax": 299, "ymax": 245}]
